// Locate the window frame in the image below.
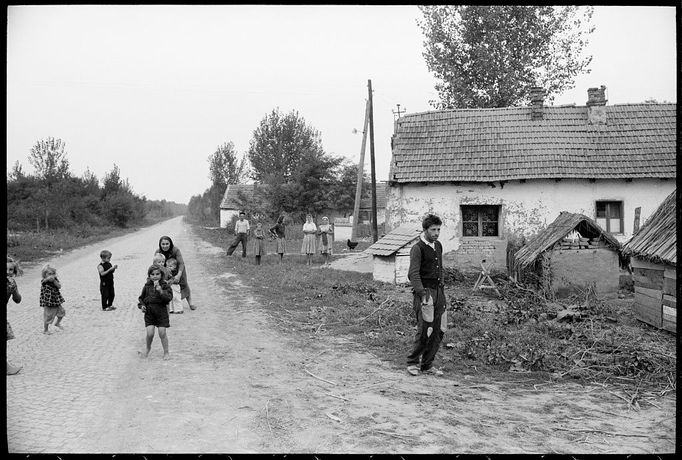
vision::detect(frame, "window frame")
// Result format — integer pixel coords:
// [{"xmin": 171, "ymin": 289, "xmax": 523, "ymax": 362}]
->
[
  {"xmin": 595, "ymin": 200, "xmax": 624, "ymax": 234},
  {"xmin": 460, "ymin": 204, "xmax": 501, "ymax": 238}
]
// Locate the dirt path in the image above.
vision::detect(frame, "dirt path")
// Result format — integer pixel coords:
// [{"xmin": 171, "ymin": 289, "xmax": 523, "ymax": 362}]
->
[{"xmin": 6, "ymin": 217, "xmax": 675, "ymax": 453}]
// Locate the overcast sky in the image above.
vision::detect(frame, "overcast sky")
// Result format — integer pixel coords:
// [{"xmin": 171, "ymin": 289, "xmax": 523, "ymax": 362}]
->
[{"xmin": 6, "ymin": 5, "xmax": 677, "ymax": 204}]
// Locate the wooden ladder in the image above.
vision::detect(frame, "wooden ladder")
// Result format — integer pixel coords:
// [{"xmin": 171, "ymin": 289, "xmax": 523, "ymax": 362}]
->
[{"xmin": 473, "ymin": 259, "xmax": 501, "ymax": 297}]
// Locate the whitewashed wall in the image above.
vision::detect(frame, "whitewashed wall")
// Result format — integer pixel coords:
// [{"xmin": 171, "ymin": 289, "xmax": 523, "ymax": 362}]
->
[
  {"xmin": 220, "ymin": 209, "xmax": 239, "ymax": 228},
  {"xmin": 386, "ymin": 178, "xmax": 675, "ymax": 254}
]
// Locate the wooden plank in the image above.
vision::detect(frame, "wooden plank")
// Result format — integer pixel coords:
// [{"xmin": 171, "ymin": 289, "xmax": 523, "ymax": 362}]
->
[
  {"xmin": 664, "ymin": 267, "xmax": 676, "ymax": 279},
  {"xmin": 635, "ymin": 291, "xmax": 662, "ymax": 310},
  {"xmin": 663, "ymin": 304, "xmax": 676, "ymax": 318},
  {"xmin": 662, "ymin": 295, "xmax": 676, "ymax": 309},
  {"xmin": 662, "ymin": 319, "xmax": 676, "ymax": 334},
  {"xmin": 631, "ymin": 258, "xmax": 664, "ymax": 271},
  {"xmin": 634, "ymin": 298, "xmax": 662, "ymax": 328},
  {"xmin": 632, "ymin": 267, "xmax": 664, "ymax": 289},
  {"xmin": 663, "ymin": 278, "xmax": 676, "ymax": 297},
  {"xmin": 634, "ymin": 285, "xmax": 662, "ymax": 300},
  {"xmin": 633, "ymin": 274, "xmax": 663, "ymax": 291}
]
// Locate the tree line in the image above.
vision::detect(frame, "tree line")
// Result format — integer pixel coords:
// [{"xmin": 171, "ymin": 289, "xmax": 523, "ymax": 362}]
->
[
  {"xmin": 187, "ymin": 108, "xmax": 371, "ymax": 226},
  {"xmin": 7, "ymin": 137, "xmax": 186, "ymax": 233}
]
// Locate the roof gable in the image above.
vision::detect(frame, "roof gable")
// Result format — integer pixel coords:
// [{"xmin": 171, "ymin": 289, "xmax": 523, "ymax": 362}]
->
[
  {"xmin": 514, "ymin": 212, "xmax": 622, "ymax": 268},
  {"xmin": 364, "ymin": 225, "xmax": 421, "ymax": 256},
  {"xmin": 622, "ymin": 189, "xmax": 677, "ymax": 265},
  {"xmin": 220, "ymin": 184, "xmax": 258, "ymax": 209},
  {"xmin": 390, "ymin": 103, "xmax": 676, "ymax": 183}
]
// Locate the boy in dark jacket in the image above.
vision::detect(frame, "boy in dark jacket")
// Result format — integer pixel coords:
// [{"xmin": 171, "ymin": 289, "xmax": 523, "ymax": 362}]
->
[
  {"xmin": 406, "ymin": 214, "xmax": 447, "ymax": 376},
  {"xmin": 138, "ymin": 265, "xmax": 173, "ymax": 360}
]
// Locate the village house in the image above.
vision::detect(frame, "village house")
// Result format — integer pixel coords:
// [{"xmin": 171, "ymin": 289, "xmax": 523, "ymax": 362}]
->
[
  {"xmin": 512, "ymin": 211, "xmax": 622, "ymax": 298},
  {"xmin": 622, "ymin": 189, "xmax": 676, "ymax": 333},
  {"xmin": 219, "ymin": 183, "xmax": 261, "ymax": 228},
  {"xmin": 386, "ymin": 86, "xmax": 676, "ymax": 271}
]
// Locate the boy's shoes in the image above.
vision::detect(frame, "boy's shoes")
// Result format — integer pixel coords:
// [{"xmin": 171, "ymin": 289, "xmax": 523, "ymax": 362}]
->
[
  {"xmin": 175, "ymin": 311, "xmax": 184, "ymax": 314},
  {"xmin": 104, "ymin": 307, "xmax": 116, "ymax": 311},
  {"xmin": 407, "ymin": 365, "xmax": 420, "ymax": 376},
  {"xmin": 169, "ymin": 311, "xmax": 175, "ymax": 314},
  {"xmin": 421, "ymin": 367, "xmax": 444, "ymax": 376}
]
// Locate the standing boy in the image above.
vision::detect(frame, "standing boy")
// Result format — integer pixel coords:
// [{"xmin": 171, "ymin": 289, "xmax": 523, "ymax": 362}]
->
[
  {"xmin": 406, "ymin": 214, "xmax": 447, "ymax": 376},
  {"xmin": 226, "ymin": 211, "xmax": 250, "ymax": 257},
  {"xmin": 97, "ymin": 250, "xmax": 118, "ymax": 311}
]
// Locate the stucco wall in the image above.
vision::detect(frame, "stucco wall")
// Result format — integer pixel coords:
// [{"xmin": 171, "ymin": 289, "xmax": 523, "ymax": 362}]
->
[
  {"xmin": 386, "ymin": 178, "xmax": 674, "ymax": 269},
  {"xmin": 546, "ymin": 248, "xmax": 621, "ymax": 297},
  {"xmin": 220, "ymin": 209, "xmax": 239, "ymax": 228}
]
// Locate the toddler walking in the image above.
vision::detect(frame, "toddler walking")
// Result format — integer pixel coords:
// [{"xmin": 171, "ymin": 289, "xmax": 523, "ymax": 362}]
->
[
  {"xmin": 137, "ymin": 265, "xmax": 173, "ymax": 360},
  {"xmin": 40, "ymin": 263, "xmax": 65, "ymax": 334},
  {"xmin": 166, "ymin": 258, "xmax": 184, "ymax": 314},
  {"xmin": 97, "ymin": 250, "xmax": 118, "ymax": 311}
]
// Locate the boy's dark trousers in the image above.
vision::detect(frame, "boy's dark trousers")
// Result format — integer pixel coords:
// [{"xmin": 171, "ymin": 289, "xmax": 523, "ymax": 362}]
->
[
  {"xmin": 100, "ymin": 281, "xmax": 115, "ymax": 309},
  {"xmin": 226, "ymin": 233, "xmax": 248, "ymax": 257},
  {"xmin": 407, "ymin": 286, "xmax": 446, "ymax": 371}
]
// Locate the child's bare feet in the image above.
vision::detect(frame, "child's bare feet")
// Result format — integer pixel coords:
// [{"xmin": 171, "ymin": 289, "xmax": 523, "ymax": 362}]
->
[
  {"xmin": 55, "ymin": 324, "xmax": 64, "ymax": 331},
  {"xmin": 43, "ymin": 329, "xmax": 53, "ymax": 335},
  {"xmin": 163, "ymin": 353, "xmax": 170, "ymax": 360}
]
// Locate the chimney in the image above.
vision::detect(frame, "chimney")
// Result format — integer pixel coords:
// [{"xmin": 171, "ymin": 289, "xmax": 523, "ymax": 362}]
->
[
  {"xmin": 586, "ymin": 85, "xmax": 607, "ymax": 125},
  {"xmin": 529, "ymin": 86, "xmax": 545, "ymax": 120}
]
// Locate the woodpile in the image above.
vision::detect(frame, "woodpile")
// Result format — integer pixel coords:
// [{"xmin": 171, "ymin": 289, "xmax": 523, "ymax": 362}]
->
[{"xmin": 557, "ymin": 235, "xmax": 604, "ymax": 250}]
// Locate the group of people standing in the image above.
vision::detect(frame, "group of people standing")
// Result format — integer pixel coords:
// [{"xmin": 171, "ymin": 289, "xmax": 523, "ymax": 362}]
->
[{"xmin": 226, "ymin": 211, "xmax": 334, "ymax": 267}]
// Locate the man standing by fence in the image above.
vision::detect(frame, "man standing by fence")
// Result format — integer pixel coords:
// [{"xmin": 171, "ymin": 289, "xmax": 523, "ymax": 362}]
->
[
  {"xmin": 226, "ymin": 211, "xmax": 250, "ymax": 258},
  {"xmin": 406, "ymin": 213, "xmax": 447, "ymax": 376}
]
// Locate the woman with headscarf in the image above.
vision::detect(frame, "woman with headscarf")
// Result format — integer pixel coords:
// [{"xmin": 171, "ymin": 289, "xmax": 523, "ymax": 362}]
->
[
  {"xmin": 155, "ymin": 236, "xmax": 196, "ymax": 310},
  {"xmin": 317, "ymin": 216, "xmax": 334, "ymax": 267}
]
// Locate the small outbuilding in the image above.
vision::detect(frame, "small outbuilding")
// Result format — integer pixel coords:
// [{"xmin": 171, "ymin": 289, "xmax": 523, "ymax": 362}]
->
[
  {"xmin": 365, "ymin": 225, "xmax": 421, "ymax": 284},
  {"xmin": 622, "ymin": 190, "xmax": 676, "ymax": 333},
  {"xmin": 513, "ymin": 212, "xmax": 622, "ymax": 298}
]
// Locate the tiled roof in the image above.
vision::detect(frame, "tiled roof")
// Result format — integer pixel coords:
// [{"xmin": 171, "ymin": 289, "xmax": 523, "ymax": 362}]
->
[
  {"xmin": 220, "ymin": 184, "xmax": 257, "ymax": 209},
  {"xmin": 359, "ymin": 182, "xmax": 388, "ymax": 210},
  {"xmin": 364, "ymin": 225, "xmax": 421, "ymax": 256},
  {"xmin": 390, "ymin": 103, "xmax": 676, "ymax": 183},
  {"xmin": 622, "ymin": 189, "xmax": 676, "ymax": 265},
  {"xmin": 514, "ymin": 212, "xmax": 622, "ymax": 268}
]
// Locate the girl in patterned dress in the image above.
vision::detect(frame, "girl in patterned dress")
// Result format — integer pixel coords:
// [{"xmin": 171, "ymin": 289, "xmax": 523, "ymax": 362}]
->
[
  {"xmin": 317, "ymin": 216, "xmax": 334, "ymax": 267},
  {"xmin": 269, "ymin": 215, "xmax": 286, "ymax": 264},
  {"xmin": 253, "ymin": 222, "xmax": 266, "ymax": 265},
  {"xmin": 7, "ymin": 257, "xmax": 23, "ymax": 375},
  {"xmin": 39, "ymin": 263, "xmax": 66, "ymax": 334}
]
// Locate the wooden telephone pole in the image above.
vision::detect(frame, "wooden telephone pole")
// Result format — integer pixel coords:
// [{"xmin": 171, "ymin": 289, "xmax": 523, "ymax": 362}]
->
[
  {"xmin": 350, "ymin": 99, "xmax": 370, "ymax": 243},
  {"xmin": 368, "ymin": 79, "xmax": 378, "ymax": 243}
]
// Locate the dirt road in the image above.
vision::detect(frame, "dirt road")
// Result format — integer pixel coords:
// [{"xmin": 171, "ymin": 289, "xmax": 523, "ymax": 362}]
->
[{"xmin": 6, "ymin": 217, "xmax": 675, "ymax": 453}]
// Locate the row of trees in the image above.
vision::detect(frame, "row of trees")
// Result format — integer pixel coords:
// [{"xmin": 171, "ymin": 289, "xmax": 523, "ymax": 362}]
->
[
  {"xmin": 187, "ymin": 108, "xmax": 370, "ymax": 226},
  {"xmin": 7, "ymin": 137, "xmax": 185, "ymax": 232}
]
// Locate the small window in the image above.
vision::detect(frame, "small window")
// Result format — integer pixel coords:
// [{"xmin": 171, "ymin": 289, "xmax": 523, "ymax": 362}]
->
[
  {"xmin": 596, "ymin": 201, "xmax": 623, "ymax": 233},
  {"xmin": 461, "ymin": 205, "xmax": 500, "ymax": 237}
]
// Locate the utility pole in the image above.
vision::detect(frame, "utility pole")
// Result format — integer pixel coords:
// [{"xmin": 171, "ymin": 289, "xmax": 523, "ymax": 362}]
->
[
  {"xmin": 351, "ymin": 99, "xmax": 370, "ymax": 243},
  {"xmin": 368, "ymin": 79, "xmax": 378, "ymax": 243}
]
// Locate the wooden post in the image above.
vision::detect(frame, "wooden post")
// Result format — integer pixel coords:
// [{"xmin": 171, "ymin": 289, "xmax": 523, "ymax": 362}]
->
[
  {"xmin": 351, "ymin": 99, "xmax": 370, "ymax": 242},
  {"xmin": 368, "ymin": 79, "xmax": 378, "ymax": 243},
  {"xmin": 633, "ymin": 207, "xmax": 641, "ymax": 234}
]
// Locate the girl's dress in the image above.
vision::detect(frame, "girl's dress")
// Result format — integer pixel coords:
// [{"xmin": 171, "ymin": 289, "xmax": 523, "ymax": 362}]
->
[
  {"xmin": 253, "ymin": 228, "xmax": 267, "ymax": 256},
  {"xmin": 270, "ymin": 222, "xmax": 286, "ymax": 254},
  {"xmin": 138, "ymin": 279, "xmax": 173, "ymax": 328},
  {"xmin": 301, "ymin": 222, "xmax": 317, "ymax": 255},
  {"xmin": 40, "ymin": 278, "xmax": 65, "ymax": 325},
  {"xmin": 318, "ymin": 223, "xmax": 334, "ymax": 255}
]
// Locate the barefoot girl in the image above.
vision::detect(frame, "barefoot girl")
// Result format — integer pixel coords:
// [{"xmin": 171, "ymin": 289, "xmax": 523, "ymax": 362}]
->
[{"xmin": 137, "ymin": 265, "xmax": 173, "ymax": 359}]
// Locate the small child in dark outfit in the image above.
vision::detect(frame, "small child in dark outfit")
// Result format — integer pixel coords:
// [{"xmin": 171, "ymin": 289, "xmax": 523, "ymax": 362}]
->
[
  {"xmin": 137, "ymin": 265, "xmax": 173, "ymax": 360},
  {"xmin": 97, "ymin": 250, "xmax": 118, "ymax": 311},
  {"xmin": 40, "ymin": 263, "xmax": 65, "ymax": 334}
]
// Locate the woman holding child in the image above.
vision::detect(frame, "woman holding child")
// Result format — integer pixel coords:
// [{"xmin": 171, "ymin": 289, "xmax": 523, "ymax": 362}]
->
[{"xmin": 155, "ymin": 236, "xmax": 196, "ymax": 311}]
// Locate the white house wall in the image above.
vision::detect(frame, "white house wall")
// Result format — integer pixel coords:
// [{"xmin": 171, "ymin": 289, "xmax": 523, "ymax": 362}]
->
[
  {"xmin": 220, "ymin": 210, "xmax": 239, "ymax": 228},
  {"xmin": 386, "ymin": 178, "xmax": 674, "ymax": 255}
]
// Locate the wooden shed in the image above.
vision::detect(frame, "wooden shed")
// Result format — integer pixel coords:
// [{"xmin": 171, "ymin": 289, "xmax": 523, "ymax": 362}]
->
[
  {"xmin": 365, "ymin": 225, "xmax": 421, "ymax": 284},
  {"xmin": 622, "ymin": 190, "xmax": 676, "ymax": 333},
  {"xmin": 513, "ymin": 212, "xmax": 622, "ymax": 298}
]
